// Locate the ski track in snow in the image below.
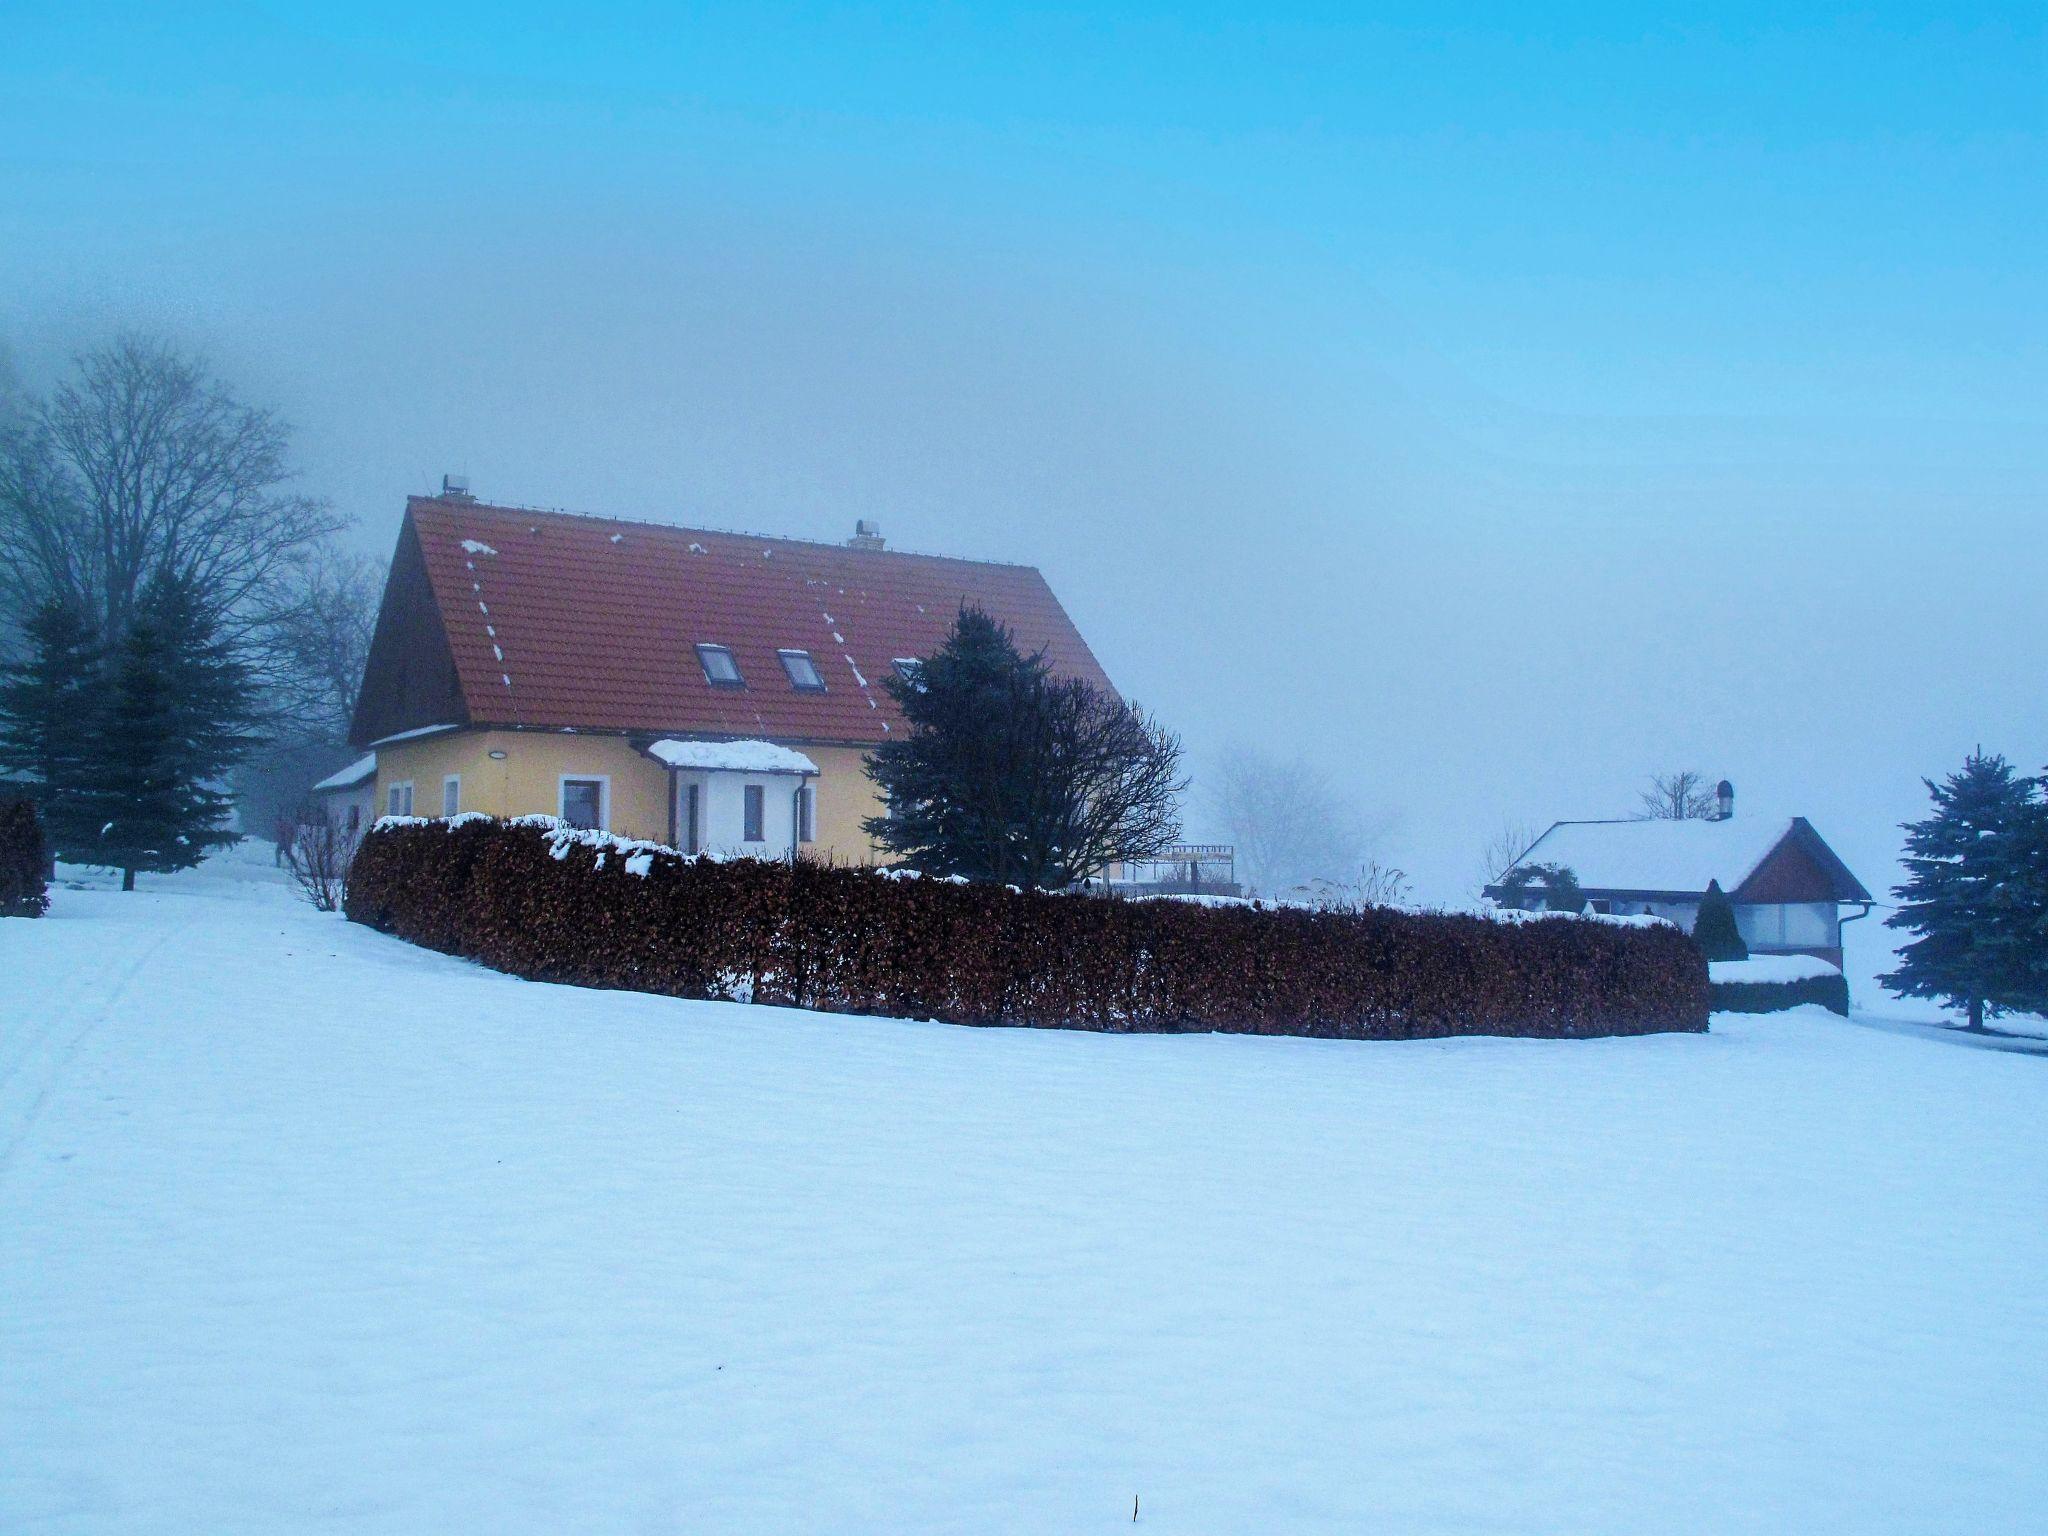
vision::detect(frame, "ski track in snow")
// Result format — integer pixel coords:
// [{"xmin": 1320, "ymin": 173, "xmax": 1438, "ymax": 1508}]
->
[{"xmin": 2, "ymin": 852, "xmax": 2045, "ymax": 1534}]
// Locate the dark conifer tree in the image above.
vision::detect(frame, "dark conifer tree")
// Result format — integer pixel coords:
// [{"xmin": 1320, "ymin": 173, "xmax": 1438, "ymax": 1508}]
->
[
  {"xmin": 864, "ymin": 607, "xmax": 1183, "ymax": 886},
  {"xmin": 1691, "ymin": 878, "xmax": 1748, "ymax": 961},
  {"xmin": 81, "ymin": 571, "xmax": 260, "ymax": 890},
  {"xmin": 0, "ymin": 598, "xmax": 102, "ymax": 860},
  {"xmin": 864, "ymin": 608, "xmax": 1053, "ymax": 884},
  {"xmin": 1883, "ymin": 750, "xmax": 2037, "ymax": 1030},
  {"xmin": 1988, "ymin": 769, "xmax": 2048, "ymax": 1018}
]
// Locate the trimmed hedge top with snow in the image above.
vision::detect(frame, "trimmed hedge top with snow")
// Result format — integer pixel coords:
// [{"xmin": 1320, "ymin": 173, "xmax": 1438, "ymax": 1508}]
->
[{"xmin": 345, "ymin": 814, "xmax": 1711, "ymax": 1039}]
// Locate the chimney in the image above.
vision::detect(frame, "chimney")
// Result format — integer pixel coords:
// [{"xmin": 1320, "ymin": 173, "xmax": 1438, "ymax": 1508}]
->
[
  {"xmin": 847, "ymin": 518, "xmax": 884, "ymax": 551},
  {"xmin": 1714, "ymin": 779, "xmax": 1734, "ymax": 821},
  {"xmin": 441, "ymin": 473, "xmax": 473, "ymax": 501}
]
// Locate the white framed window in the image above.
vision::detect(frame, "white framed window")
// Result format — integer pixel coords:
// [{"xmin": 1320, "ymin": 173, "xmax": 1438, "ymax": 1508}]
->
[
  {"xmin": 742, "ymin": 784, "xmax": 765, "ymax": 842},
  {"xmin": 441, "ymin": 775, "xmax": 461, "ymax": 817},
  {"xmin": 696, "ymin": 643, "xmax": 744, "ymax": 687},
  {"xmin": 798, "ymin": 785, "xmax": 816, "ymax": 843},
  {"xmin": 386, "ymin": 781, "xmax": 414, "ymax": 817},
  {"xmin": 559, "ymin": 775, "xmax": 608, "ymax": 831},
  {"xmin": 778, "ymin": 649, "xmax": 826, "ymax": 691}
]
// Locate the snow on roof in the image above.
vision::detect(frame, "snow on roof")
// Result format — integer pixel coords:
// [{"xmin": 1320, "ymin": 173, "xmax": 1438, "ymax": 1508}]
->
[
  {"xmin": 1506, "ymin": 817, "xmax": 1798, "ymax": 895},
  {"xmin": 1710, "ymin": 955, "xmax": 1841, "ymax": 983},
  {"xmin": 645, "ymin": 738, "xmax": 819, "ymax": 775},
  {"xmin": 369, "ymin": 722, "xmax": 463, "ymax": 747},
  {"xmin": 312, "ymin": 753, "xmax": 377, "ymax": 792}
]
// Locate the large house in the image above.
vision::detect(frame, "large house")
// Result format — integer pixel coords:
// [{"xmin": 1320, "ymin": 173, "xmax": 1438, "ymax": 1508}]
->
[
  {"xmin": 1486, "ymin": 786, "xmax": 1873, "ymax": 969},
  {"xmin": 335, "ymin": 488, "xmax": 1114, "ymax": 863}
]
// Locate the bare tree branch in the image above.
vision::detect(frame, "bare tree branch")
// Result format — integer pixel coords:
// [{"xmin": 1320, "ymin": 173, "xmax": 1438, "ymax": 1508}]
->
[
  {"xmin": 0, "ymin": 335, "xmax": 341, "ymax": 666},
  {"xmin": 1636, "ymin": 770, "xmax": 1716, "ymax": 820}
]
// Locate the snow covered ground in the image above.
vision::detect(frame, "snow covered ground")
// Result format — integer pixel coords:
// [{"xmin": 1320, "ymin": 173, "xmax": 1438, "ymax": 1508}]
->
[{"xmin": 4, "ymin": 852, "xmax": 2045, "ymax": 1534}]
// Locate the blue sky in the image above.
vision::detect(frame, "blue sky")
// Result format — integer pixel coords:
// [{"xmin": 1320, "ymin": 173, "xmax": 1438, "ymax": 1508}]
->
[{"xmin": 4, "ymin": 3, "xmax": 2044, "ymax": 929}]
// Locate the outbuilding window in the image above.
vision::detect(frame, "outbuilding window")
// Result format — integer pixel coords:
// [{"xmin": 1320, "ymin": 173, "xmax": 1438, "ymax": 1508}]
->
[
  {"xmin": 696, "ymin": 643, "xmax": 744, "ymax": 687},
  {"xmin": 798, "ymin": 785, "xmax": 815, "ymax": 843},
  {"xmin": 743, "ymin": 784, "xmax": 765, "ymax": 842},
  {"xmin": 778, "ymin": 649, "xmax": 826, "ymax": 691}
]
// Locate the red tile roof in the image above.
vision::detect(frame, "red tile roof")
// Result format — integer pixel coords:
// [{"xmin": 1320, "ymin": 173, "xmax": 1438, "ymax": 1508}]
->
[{"xmin": 405, "ymin": 496, "xmax": 1116, "ymax": 743}]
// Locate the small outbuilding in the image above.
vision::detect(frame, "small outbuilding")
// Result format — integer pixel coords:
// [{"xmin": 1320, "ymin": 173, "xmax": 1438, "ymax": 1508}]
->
[
  {"xmin": 311, "ymin": 753, "xmax": 378, "ymax": 836},
  {"xmin": 1487, "ymin": 786, "xmax": 1873, "ymax": 969}
]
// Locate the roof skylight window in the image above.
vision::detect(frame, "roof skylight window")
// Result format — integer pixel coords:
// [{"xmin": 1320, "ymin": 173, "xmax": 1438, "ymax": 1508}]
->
[
  {"xmin": 778, "ymin": 649, "xmax": 827, "ymax": 691},
  {"xmin": 696, "ymin": 643, "xmax": 744, "ymax": 687}
]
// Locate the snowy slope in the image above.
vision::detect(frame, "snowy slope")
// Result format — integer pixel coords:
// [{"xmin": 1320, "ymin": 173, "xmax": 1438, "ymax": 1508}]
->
[{"xmin": 3, "ymin": 856, "xmax": 2045, "ymax": 1534}]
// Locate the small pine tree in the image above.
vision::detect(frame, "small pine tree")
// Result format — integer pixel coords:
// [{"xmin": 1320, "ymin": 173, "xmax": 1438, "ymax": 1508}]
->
[
  {"xmin": 0, "ymin": 598, "xmax": 103, "ymax": 860},
  {"xmin": 1691, "ymin": 878, "xmax": 1748, "ymax": 961},
  {"xmin": 79, "ymin": 571, "xmax": 261, "ymax": 890},
  {"xmin": 1883, "ymin": 750, "xmax": 2038, "ymax": 1030}
]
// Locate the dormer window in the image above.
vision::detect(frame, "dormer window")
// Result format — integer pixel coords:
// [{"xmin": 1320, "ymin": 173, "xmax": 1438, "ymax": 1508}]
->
[
  {"xmin": 696, "ymin": 643, "xmax": 744, "ymax": 687},
  {"xmin": 892, "ymin": 657, "xmax": 924, "ymax": 688},
  {"xmin": 778, "ymin": 649, "xmax": 826, "ymax": 691}
]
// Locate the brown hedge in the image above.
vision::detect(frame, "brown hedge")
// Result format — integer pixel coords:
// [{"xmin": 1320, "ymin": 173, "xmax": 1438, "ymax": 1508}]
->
[
  {"xmin": 0, "ymin": 795, "xmax": 50, "ymax": 919},
  {"xmin": 1710, "ymin": 972, "xmax": 1850, "ymax": 1017},
  {"xmin": 344, "ymin": 816, "xmax": 1710, "ymax": 1039}
]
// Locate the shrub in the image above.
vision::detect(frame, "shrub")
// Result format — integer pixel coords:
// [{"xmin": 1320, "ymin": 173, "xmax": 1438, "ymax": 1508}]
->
[
  {"xmin": 1691, "ymin": 879, "xmax": 1748, "ymax": 961},
  {"xmin": 280, "ymin": 802, "xmax": 360, "ymax": 912},
  {"xmin": 0, "ymin": 795, "xmax": 50, "ymax": 918},
  {"xmin": 1497, "ymin": 861, "xmax": 1585, "ymax": 915},
  {"xmin": 346, "ymin": 816, "xmax": 1711, "ymax": 1040},
  {"xmin": 1710, "ymin": 972, "xmax": 1850, "ymax": 1017}
]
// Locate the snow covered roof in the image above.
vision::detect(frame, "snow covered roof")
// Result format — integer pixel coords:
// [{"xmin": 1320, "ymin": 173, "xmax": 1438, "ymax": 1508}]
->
[
  {"xmin": 645, "ymin": 739, "xmax": 819, "ymax": 775},
  {"xmin": 1504, "ymin": 817, "xmax": 1801, "ymax": 896},
  {"xmin": 312, "ymin": 753, "xmax": 377, "ymax": 792}
]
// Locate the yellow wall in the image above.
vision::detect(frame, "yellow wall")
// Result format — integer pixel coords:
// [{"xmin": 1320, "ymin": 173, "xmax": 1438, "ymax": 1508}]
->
[
  {"xmin": 373, "ymin": 729, "xmax": 887, "ymax": 862},
  {"xmin": 375, "ymin": 730, "xmax": 671, "ymax": 841},
  {"xmin": 804, "ymin": 743, "xmax": 887, "ymax": 866}
]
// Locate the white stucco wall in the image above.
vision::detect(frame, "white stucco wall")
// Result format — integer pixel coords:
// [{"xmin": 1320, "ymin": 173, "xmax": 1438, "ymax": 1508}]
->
[{"xmin": 672, "ymin": 771, "xmax": 814, "ymax": 860}]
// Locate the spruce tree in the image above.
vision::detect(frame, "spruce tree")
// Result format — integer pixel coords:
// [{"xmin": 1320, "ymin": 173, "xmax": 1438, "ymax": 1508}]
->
[
  {"xmin": 863, "ymin": 608, "xmax": 1050, "ymax": 884},
  {"xmin": 81, "ymin": 571, "xmax": 260, "ymax": 890},
  {"xmin": 1883, "ymin": 750, "xmax": 2037, "ymax": 1030},
  {"xmin": 862, "ymin": 606, "xmax": 1183, "ymax": 886},
  {"xmin": 1989, "ymin": 771, "xmax": 2048, "ymax": 1018},
  {"xmin": 1691, "ymin": 878, "xmax": 1748, "ymax": 961},
  {"xmin": 0, "ymin": 598, "xmax": 102, "ymax": 860}
]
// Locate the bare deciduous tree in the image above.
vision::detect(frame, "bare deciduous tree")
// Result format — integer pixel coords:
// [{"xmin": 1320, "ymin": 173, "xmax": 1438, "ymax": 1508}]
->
[
  {"xmin": 1637, "ymin": 769, "xmax": 1716, "ymax": 821},
  {"xmin": 1477, "ymin": 818, "xmax": 1543, "ymax": 893},
  {"xmin": 0, "ymin": 335, "xmax": 340, "ymax": 655},
  {"xmin": 269, "ymin": 546, "xmax": 384, "ymax": 739},
  {"xmin": 1031, "ymin": 678, "xmax": 1187, "ymax": 887},
  {"xmin": 1206, "ymin": 746, "xmax": 1365, "ymax": 898}
]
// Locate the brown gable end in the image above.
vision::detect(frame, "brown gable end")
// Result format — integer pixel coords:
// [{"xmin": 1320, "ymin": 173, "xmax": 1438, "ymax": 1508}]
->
[
  {"xmin": 1733, "ymin": 820, "xmax": 1873, "ymax": 905},
  {"xmin": 349, "ymin": 514, "xmax": 472, "ymax": 747}
]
